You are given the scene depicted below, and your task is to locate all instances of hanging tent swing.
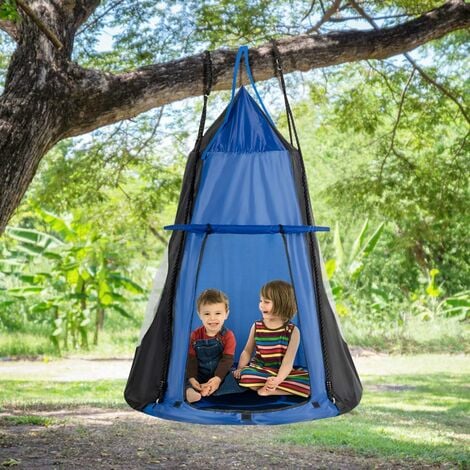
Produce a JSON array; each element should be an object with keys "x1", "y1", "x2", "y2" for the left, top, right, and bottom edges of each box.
[{"x1": 125, "y1": 45, "x2": 362, "y2": 425}]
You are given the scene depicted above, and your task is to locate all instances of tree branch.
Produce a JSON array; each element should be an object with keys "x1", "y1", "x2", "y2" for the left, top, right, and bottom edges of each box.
[
  {"x1": 351, "y1": 0, "x2": 469, "y2": 124},
  {"x1": 64, "y1": 0, "x2": 470, "y2": 139},
  {"x1": 379, "y1": 69, "x2": 416, "y2": 181},
  {"x1": 306, "y1": 0, "x2": 342, "y2": 34},
  {"x1": 302, "y1": 0, "x2": 317, "y2": 22},
  {"x1": 70, "y1": 0, "x2": 102, "y2": 31},
  {"x1": 16, "y1": 0, "x2": 63, "y2": 49},
  {"x1": 327, "y1": 13, "x2": 411, "y2": 23},
  {"x1": 404, "y1": 54, "x2": 469, "y2": 124},
  {"x1": 77, "y1": 0, "x2": 126, "y2": 35}
]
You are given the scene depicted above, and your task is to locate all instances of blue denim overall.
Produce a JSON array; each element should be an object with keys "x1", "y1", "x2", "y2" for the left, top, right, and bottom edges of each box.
[{"x1": 191, "y1": 327, "x2": 245, "y2": 396}]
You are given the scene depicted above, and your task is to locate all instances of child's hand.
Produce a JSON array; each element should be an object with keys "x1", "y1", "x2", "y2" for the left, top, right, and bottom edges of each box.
[
  {"x1": 188, "y1": 378, "x2": 202, "y2": 391},
  {"x1": 265, "y1": 376, "x2": 281, "y2": 391},
  {"x1": 200, "y1": 377, "x2": 222, "y2": 396},
  {"x1": 232, "y1": 368, "x2": 243, "y2": 379}
]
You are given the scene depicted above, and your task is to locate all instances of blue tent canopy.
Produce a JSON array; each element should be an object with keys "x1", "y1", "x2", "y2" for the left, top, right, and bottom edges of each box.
[{"x1": 125, "y1": 46, "x2": 362, "y2": 425}]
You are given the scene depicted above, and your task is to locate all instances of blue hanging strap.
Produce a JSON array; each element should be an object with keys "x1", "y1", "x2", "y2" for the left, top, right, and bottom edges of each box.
[
  {"x1": 230, "y1": 46, "x2": 246, "y2": 102},
  {"x1": 164, "y1": 224, "x2": 330, "y2": 234},
  {"x1": 202, "y1": 46, "x2": 275, "y2": 160},
  {"x1": 228, "y1": 46, "x2": 274, "y2": 126}
]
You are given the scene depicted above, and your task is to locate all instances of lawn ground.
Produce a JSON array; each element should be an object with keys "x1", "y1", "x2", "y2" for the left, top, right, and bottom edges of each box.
[{"x1": 0, "y1": 353, "x2": 468, "y2": 468}]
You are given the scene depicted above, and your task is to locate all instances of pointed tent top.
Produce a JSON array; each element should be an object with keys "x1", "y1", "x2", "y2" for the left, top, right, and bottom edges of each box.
[{"x1": 206, "y1": 87, "x2": 286, "y2": 153}]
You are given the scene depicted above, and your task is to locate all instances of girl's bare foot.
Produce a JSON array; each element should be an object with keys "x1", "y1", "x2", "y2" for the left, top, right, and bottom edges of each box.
[
  {"x1": 186, "y1": 387, "x2": 202, "y2": 403},
  {"x1": 257, "y1": 386, "x2": 271, "y2": 396}
]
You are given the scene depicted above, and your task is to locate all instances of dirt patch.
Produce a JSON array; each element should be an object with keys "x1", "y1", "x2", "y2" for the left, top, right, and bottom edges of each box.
[
  {"x1": 0, "y1": 358, "x2": 132, "y2": 381},
  {"x1": 0, "y1": 407, "x2": 455, "y2": 469}
]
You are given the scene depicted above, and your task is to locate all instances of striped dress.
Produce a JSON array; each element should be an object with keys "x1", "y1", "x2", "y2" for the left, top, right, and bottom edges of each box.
[{"x1": 239, "y1": 321, "x2": 310, "y2": 398}]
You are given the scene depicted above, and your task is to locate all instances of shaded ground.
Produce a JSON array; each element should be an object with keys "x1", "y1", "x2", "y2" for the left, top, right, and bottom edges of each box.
[
  {"x1": 0, "y1": 353, "x2": 465, "y2": 469},
  {"x1": 0, "y1": 407, "x2": 456, "y2": 469}
]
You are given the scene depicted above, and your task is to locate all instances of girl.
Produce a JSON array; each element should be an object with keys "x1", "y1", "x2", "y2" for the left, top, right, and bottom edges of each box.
[{"x1": 233, "y1": 280, "x2": 310, "y2": 398}]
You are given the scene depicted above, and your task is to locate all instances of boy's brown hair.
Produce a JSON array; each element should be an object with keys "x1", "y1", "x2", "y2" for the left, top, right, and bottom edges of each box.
[
  {"x1": 260, "y1": 280, "x2": 297, "y2": 322},
  {"x1": 197, "y1": 289, "x2": 229, "y2": 312}
]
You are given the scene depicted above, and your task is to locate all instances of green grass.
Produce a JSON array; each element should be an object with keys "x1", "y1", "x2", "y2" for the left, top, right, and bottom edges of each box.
[
  {"x1": 278, "y1": 360, "x2": 470, "y2": 465},
  {"x1": 0, "y1": 379, "x2": 127, "y2": 410},
  {"x1": 0, "y1": 330, "x2": 60, "y2": 357},
  {"x1": 0, "y1": 415, "x2": 57, "y2": 426},
  {"x1": 0, "y1": 318, "x2": 140, "y2": 358},
  {"x1": 342, "y1": 316, "x2": 469, "y2": 354}
]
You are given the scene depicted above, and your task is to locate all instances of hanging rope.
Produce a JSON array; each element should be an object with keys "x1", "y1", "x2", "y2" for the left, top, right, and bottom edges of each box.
[
  {"x1": 271, "y1": 40, "x2": 335, "y2": 402},
  {"x1": 194, "y1": 50, "x2": 213, "y2": 154}
]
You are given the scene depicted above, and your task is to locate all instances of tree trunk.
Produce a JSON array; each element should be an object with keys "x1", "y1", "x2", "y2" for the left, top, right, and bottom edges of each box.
[
  {"x1": 93, "y1": 307, "x2": 104, "y2": 346},
  {"x1": 0, "y1": 0, "x2": 469, "y2": 235}
]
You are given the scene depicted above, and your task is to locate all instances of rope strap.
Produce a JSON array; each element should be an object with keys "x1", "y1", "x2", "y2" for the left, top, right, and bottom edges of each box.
[{"x1": 194, "y1": 50, "x2": 213, "y2": 154}]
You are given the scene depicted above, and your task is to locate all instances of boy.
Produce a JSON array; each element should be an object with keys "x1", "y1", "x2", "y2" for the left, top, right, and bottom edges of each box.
[{"x1": 186, "y1": 288, "x2": 241, "y2": 403}]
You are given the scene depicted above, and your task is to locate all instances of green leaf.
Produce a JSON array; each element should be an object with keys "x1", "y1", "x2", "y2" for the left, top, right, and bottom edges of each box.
[
  {"x1": 333, "y1": 222, "x2": 344, "y2": 268},
  {"x1": 42, "y1": 252, "x2": 63, "y2": 260},
  {"x1": 349, "y1": 219, "x2": 369, "y2": 263},
  {"x1": 35, "y1": 209, "x2": 75, "y2": 239},
  {"x1": 348, "y1": 260, "x2": 364, "y2": 279},
  {"x1": 325, "y1": 259, "x2": 336, "y2": 280},
  {"x1": 444, "y1": 298, "x2": 470, "y2": 308},
  {"x1": 17, "y1": 274, "x2": 37, "y2": 284},
  {"x1": 100, "y1": 293, "x2": 114, "y2": 306},
  {"x1": 0, "y1": 0, "x2": 19, "y2": 22},
  {"x1": 109, "y1": 274, "x2": 145, "y2": 294},
  {"x1": 6, "y1": 227, "x2": 64, "y2": 247},
  {"x1": 109, "y1": 304, "x2": 134, "y2": 320},
  {"x1": 7, "y1": 287, "x2": 43, "y2": 294},
  {"x1": 426, "y1": 268, "x2": 441, "y2": 298},
  {"x1": 30, "y1": 302, "x2": 55, "y2": 313},
  {"x1": 61, "y1": 262, "x2": 80, "y2": 272},
  {"x1": 361, "y1": 222, "x2": 385, "y2": 258},
  {"x1": 14, "y1": 243, "x2": 46, "y2": 256},
  {"x1": 66, "y1": 269, "x2": 80, "y2": 286}
]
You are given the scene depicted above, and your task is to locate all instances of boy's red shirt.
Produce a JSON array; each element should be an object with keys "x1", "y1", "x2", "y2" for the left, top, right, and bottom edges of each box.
[{"x1": 188, "y1": 326, "x2": 236, "y2": 356}]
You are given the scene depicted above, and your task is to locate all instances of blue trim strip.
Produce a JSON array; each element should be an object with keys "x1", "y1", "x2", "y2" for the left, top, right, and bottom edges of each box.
[{"x1": 164, "y1": 224, "x2": 330, "y2": 234}]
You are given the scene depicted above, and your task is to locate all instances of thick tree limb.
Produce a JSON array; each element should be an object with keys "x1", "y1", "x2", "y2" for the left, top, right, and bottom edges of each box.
[{"x1": 65, "y1": 0, "x2": 470, "y2": 138}]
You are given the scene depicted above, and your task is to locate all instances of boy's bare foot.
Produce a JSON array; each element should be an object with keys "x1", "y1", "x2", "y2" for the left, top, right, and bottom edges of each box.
[{"x1": 186, "y1": 388, "x2": 202, "y2": 403}]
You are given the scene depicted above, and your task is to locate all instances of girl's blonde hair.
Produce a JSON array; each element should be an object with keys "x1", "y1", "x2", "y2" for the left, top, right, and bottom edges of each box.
[{"x1": 260, "y1": 280, "x2": 297, "y2": 322}]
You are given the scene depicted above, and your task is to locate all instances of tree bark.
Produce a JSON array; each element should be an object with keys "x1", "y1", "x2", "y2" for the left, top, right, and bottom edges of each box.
[{"x1": 0, "y1": 0, "x2": 469, "y2": 235}]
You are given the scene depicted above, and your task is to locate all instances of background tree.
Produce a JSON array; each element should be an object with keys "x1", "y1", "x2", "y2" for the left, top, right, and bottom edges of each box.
[{"x1": 0, "y1": 0, "x2": 469, "y2": 234}]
